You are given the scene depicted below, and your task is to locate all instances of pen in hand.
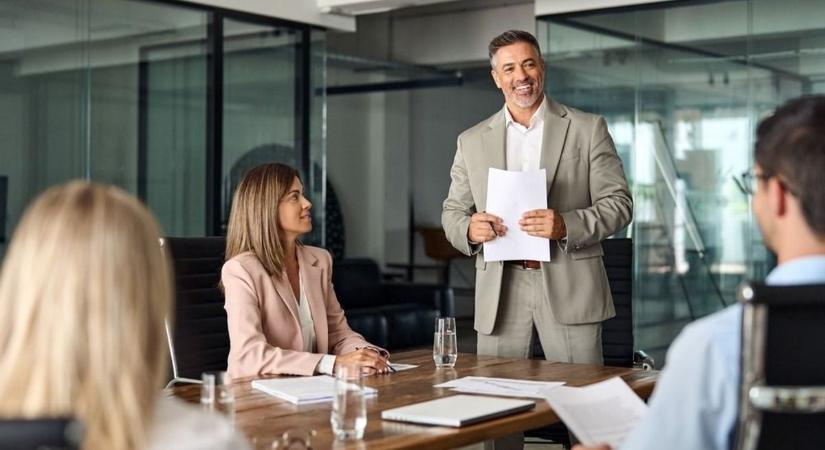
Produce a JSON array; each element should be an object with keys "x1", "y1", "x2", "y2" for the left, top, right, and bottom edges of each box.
[
  {"x1": 481, "y1": 210, "x2": 499, "y2": 239},
  {"x1": 356, "y1": 346, "x2": 395, "y2": 373}
]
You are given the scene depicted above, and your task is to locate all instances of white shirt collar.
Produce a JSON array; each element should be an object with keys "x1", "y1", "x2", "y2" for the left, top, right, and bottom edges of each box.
[{"x1": 504, "y1": 95, "x2": 547, "y2": 130}]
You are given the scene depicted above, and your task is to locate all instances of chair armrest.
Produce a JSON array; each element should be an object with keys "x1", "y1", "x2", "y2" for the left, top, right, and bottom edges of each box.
[
  {"x1": 380, "y1": 282, "x2": 455, "y2": 317},
  {"x1": 749, "y1": 385, "x2": 825, "y2": 413},
  {"x1": 633, "y1": 350, "x2": 655, "y2": 370}
]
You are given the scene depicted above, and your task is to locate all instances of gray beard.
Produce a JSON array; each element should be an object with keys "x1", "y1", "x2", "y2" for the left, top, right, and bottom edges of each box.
[{"x1": 512, "y1": 90, "x2": 541, "y2": 109}]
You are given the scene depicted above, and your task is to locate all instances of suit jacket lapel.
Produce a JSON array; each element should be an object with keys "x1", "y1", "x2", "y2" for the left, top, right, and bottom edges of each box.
[
  {"x1": 297, "y1": 246, "x2": 329, "y2": 354},
  {"x1": 270, "y1": 269, "x2": 302, "y2": 344},
  {"x1": 540, "y1": 98, "x2": 570, "y2": 191},
  {"x1": 479, "y1": 110, "x2": 507, "y2": 212}
]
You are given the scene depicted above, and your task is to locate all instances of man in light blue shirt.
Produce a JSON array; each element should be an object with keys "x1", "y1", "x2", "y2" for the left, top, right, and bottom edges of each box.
[{"x1": 576, "y1": 95, "x2": 825, "y2": 450}]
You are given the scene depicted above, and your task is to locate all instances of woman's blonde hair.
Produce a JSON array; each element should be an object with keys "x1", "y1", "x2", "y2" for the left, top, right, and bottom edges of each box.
[
  {"x1": 0, "y1": 181, "x2": 173, "y2": 450},
  {"x1": 224, "y1": 163, "x2": 301, "y2": 277}
]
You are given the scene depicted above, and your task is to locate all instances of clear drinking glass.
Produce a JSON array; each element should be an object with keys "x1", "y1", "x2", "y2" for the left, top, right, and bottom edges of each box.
[
  {"x1": 433, "y1": 316, "x2": 458, "y2": 368},
  {"x1": 201, "y1": 371, "x2": 236, "y2": 425},
  {"x1": 330, "y1": 365, "x2": 367, "y2": 440}
]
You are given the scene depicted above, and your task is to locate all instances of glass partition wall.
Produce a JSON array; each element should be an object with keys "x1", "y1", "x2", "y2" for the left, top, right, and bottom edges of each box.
[
  {"x1": 538, "y1": 0, "x2": 825, "y2": 363},
  {"x1": 0, "y1": 0, "x2": 326, "y2": 256}
]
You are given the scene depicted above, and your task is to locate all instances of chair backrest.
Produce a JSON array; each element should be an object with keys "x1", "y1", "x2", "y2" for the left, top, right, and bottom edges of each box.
[
  {"x1": 0, "y1": 418, "x2": 82, "y2": 450},
  {"x1": 163, "y1": 237, "x2": 229, "y2": 380},
  {"x1": 531, "y1": 238, "x2": 634, "y2": 366},
  {"x1": 736, "y1": 282, "x2": 825, "y2": 450},
  {"x1": 331, "y1": 258, "x2": 382, "y2": 309},
  {"x1": 601, "y1": 238, "x2": 634, "y2": 367}
]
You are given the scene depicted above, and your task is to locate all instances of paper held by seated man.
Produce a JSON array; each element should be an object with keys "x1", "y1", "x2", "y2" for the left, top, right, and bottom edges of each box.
[{"x1": 483, "y1": 168, "x2": 550, "y2": 262}]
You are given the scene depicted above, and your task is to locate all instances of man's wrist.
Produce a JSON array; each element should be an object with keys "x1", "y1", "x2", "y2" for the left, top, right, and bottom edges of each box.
[{"x1": 557, "y1": 213, "x2": 567, "y2": 239}]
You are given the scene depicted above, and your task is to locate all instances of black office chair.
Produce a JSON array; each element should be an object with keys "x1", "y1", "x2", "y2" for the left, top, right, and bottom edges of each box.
[
  {"x1": 527, "y1": 238, "x2": 652, "y2": 447},
  {"x1": 161, "y1": 237, "x2": 229, "y2": 386},
  {"x1": 602, "y1": 238, "x2": 654, "y2": 369},
  {"x1": 530, "y1": 238, "x2": 652, "y2": 367},
  {"x1": 0, "y1": 418, "x2": 82, "y2": 450},
  {"x1": 332, "y1": 258, "x2": 455, "y2": 350},
  {"x1": 735, "y1": 282, "x2": 825, "y2": 450}
]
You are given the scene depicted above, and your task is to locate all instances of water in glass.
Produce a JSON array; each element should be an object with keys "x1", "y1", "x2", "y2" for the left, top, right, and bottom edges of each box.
[
  {"x1": 201, "y1": 371, "x2": 236, "y2": 425},
  {"x1": 433, "y1": 317, "x2": 458, "y2": 368},
  {"x1": 330, "y1": 366, "x2": 367, "y2": 440}
]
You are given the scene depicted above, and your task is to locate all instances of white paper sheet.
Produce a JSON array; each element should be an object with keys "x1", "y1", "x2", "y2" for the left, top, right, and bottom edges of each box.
[
  {"x1": 541, "y1": 377, "x2": 648, "y2": 447},
  {"x1": 483, "y1": 168, "x2": 550, "y2": 262},
  {"x1": 434, "y1": 376, "x2": 564, "y2": 398},
  {"x1": 389, "y1": 363, "x2": 418, "y2": 372}
]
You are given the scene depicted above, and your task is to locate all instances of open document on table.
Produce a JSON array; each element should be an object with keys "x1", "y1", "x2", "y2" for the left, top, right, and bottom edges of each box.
[
  {"x1": 435, "y1": 376, "x2": 564, "y2": 398},
  {"x1": 484, "y1": 168, "x2": 550, "y2": 262},
  {"x1": 541, "y1": 377, "x2": 648, "y2": 448}
]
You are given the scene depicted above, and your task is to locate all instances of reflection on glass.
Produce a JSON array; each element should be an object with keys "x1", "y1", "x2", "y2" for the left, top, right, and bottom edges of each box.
[
  {"x1": 0, "y1": 1, "x2": 325, "y2": 256},
  {"x1": 0, "y1": 0, "x2": 211, "y2": 254},
  {"x1": 140, "y1": 7, "x2": 209, "y2": 236},
  {"x1": 221, "y1": 19, "x2": 298, "y2": 232},
  {"x1": 537, "y1": 0, "x2": 825, "y2": 363}
]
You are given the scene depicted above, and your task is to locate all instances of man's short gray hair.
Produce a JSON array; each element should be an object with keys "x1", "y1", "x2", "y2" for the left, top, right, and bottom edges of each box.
[{"x1": 488, "y1": 30, "x2": 543, "y2": 68}]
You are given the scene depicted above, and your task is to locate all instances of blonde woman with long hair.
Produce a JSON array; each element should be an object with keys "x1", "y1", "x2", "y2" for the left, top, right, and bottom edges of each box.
[
  {"x1": 0, "y1": 181, "x2": 249, "y2": 450},
  {"x1": 222, "y1": 163, "x2": 390, "y2": 378}
]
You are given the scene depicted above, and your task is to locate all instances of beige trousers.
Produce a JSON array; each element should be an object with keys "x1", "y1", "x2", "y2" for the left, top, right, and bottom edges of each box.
[
  {"x1": 477, "y1": 265, "x2": 603, "y2": 364},
  {"x1": 477, "y1": 265, "x2": 603, "y2": 450}
]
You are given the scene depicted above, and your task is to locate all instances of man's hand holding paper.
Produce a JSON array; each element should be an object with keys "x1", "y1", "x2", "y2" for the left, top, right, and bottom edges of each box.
[
  {"x1": 483, "y1": 168, "x2": 551, "y2": 262},
  {"x1": 520, "y1": 208, "x2": 566, "y2": 240},
  {"x1": 467, "y1": 212, "x2": 507, "y2": 244}
]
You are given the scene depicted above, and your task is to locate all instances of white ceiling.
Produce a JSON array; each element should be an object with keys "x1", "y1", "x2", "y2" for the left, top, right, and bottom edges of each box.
[{"x1": 316, "y1": 0, "x2": 459, "y2": 15}]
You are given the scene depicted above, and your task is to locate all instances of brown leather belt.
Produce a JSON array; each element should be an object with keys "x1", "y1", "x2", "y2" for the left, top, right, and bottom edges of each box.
[{"x1": 507, "y1": 260, "x2": 541, "y2": 270}]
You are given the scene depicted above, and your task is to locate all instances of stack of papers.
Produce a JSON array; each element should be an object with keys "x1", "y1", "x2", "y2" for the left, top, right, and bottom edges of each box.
[
  {"x1": 541, "y1": 377, "x2": 648, "y2": 447},
  {"x1": 434, "y1": 376, "x2": 564, "y2": 398},
  {"x1": 252, "y1": 375, "x2": 377, "y2": 405},
  {"x1": 484, "y1": 168, "x2": 551, "y2": 262}
]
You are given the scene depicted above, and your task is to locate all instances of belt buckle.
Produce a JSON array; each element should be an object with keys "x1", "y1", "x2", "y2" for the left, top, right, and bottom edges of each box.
[{"x1": 521, "y1": 260, "x2": 541, "y2": 270}]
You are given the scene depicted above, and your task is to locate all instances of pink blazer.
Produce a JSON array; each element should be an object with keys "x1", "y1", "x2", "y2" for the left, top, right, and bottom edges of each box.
[{"x1": 222, "y1": 245, "x2": 378, "y2": 378}]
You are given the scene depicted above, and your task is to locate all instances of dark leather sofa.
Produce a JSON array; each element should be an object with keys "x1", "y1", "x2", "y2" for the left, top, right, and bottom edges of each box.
[{"x1": 332, "y1": 258, "x2": 455, "y2": 351}]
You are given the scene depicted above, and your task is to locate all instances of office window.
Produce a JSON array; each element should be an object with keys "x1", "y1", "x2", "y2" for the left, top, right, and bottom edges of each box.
[
  {"x1": 537, "y1": 0, "x2": 825, "y2": 363},
  {"x1": 0, "y1": 0, "x2": 326, "y2": 256}
]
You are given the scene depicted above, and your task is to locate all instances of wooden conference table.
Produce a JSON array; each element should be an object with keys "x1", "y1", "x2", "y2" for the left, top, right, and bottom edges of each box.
[{"x1": 171, "y1": 350, "x2": 658, "y2": 449}]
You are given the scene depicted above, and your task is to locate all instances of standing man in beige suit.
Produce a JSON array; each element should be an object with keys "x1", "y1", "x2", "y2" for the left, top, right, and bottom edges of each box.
[{"x1": 442, "y1": 30, "x2": 632, "y2": 365}]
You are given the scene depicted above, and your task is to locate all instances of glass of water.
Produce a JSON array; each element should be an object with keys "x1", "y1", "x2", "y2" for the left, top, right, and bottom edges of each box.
[
  {"x1": 433, "y1": 316, "x2": 458, "y2": 368},
  {"x1": 330, "y1": 365, "x2": 367, "y2": 440},
  {"x1": 201, "y1": 371, "x2": 235, "y2": 425}
]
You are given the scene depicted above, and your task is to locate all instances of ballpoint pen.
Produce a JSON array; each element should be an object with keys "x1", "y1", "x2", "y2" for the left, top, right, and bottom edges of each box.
[
  {"x1": 481, "y1": 211, "x2": 498, "y2": 238},
  {"x1": 358, "y1": 346, "x2": 395, "y2": 372}
]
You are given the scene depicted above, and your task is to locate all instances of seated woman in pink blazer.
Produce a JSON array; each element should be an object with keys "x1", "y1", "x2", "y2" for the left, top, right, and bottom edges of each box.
[{"x1": 222, "y1": 163, "x2": 390, "y2": 378}]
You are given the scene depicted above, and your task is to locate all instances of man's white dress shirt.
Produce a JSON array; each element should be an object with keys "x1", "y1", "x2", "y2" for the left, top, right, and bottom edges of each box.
[{"x1": 504, "y1": 96, "x2": 547, "y2": 171}]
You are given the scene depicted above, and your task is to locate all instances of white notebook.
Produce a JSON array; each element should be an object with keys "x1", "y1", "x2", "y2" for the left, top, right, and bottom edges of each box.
[
  {"x1": 252, "y1": 375, "x2": 377, "y2": 405},
  {"x1": 381, "y1": 395, "x2": 535, "y2": 427}
]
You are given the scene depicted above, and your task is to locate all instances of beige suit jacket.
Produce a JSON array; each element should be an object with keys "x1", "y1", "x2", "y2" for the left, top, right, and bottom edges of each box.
[
  {"x1": 222, "y1": 245, "x2": 375, "y2": 378},
  {"x1": 442, "y1": 97, "x2": 632, "y2": 332}
]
